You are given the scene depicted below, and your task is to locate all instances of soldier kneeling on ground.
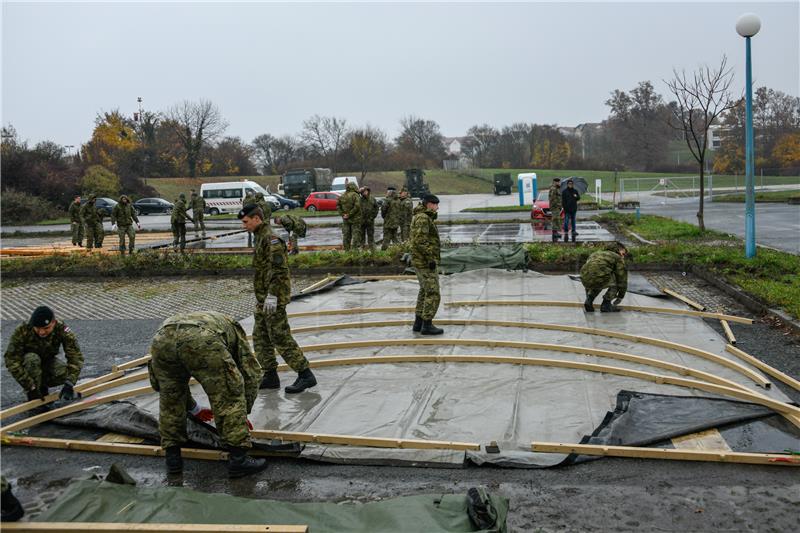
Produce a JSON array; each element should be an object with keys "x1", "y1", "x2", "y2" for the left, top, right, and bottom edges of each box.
[
  {"x1": 580, "y1": 242, "x2": 629, "y2": 313},
  {"x1": 3, "y1": 306, "x2": 83, "y2": 407},
  {"x1": 147, "y1": 311, "x2": 268, "y2": 478}
]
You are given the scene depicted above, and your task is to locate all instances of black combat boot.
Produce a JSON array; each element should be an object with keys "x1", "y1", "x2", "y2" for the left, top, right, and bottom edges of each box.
[
  {"x1": 420, "y1": 320, "x2": 444, "y2": 335},
  {"x1": 259, "y1": 369, "x2": 280, "y2": 389},
  {"x1": 284, "y1": 368, "x2": 317, "y2": 394},
  {"x1": 1, "y1": 480, "x2": 25, "y2": 522},
  {"x1": 165, "y1": 446, "x2": 183, "y2": 474},
  {"x1": 412, "y1": 315, "x2": 423, "y2": 332},
  {"x1": 600, "y1": 300, "x2": 621, "y2": 312},
  {"x1": 551, "y1": 230, "x2": 560, "y2": 242},
  {"x1": 228, "y1": 447, "x2": 268, "y2": 479},
  {"x1": 584, "y1": 296, "x2": 595, "y2": 312},
  {"x1": 563, "y1": 232, "x2": 569, "y2": 242},
  {"x1": 571, "y1": 233, "x2": 576, "y2": 243}
]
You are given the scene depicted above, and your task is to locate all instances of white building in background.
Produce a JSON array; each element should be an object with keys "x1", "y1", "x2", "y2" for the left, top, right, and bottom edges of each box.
[{"x1": 442, "y1": 136, "x2": 469, "y2": 156}]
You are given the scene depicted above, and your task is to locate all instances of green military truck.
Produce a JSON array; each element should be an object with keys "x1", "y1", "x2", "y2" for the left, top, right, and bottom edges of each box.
[
  {"x1": 404, "y1": 168, "x2": 430, "y2": 199},
  {"x1": 493, "y1": 173, "x2": 512, "y2": 195},
  {"x1": 280, "y1": 168, "x2": 333, "y2": 204}
]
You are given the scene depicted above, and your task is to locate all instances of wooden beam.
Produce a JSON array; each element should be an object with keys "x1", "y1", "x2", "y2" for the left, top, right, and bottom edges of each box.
[
  {"x1": 661, "y1": 288, "x2": 707, "y2": 311},
  {"x1": 287, "y1": 306, "x2": 416, "y2": 319},
  {"x1": 250, "y1": 430, "x2": 479, "y2": 451},
  {"x1": 721, "y1": 320, "x2": 737, "y2": 345},
  {"x1": 726, "y1": 344, "x2": 800, "y2": 393},
  {"x1": 113, "y1": 355, "x2": 152, "y2": 372},
  {"x1": 351, "y1": 275, "x2": 417, "y2": 281},
  {"x1": 299, "y1": 275, "x2": 336, "y2": 294},
  {"x1": 289, "y1": 319, "x2": 772, "y2": 389},
  {"x1": 1, "y1": 435, "x2": 226, "y2": 460},
  {"x1": 531, "y1": 441, "x2": 799, "y2": 466},
  {"x1": 0, "y1": 522, "x2": 308, "y2": 532},
  {"x1": 445, "y1": 300, "x2": 753, "y2": 324}
]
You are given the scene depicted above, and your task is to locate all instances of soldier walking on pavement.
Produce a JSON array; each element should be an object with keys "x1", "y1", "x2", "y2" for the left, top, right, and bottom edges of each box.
[
  {"x1": 380, "y1": 186, "x2": 401, "y2": 250},
  {"x1": 549, "y1": 178, "x2": 563, "y2": 242},
  {"x1": 337, "y1": 181, "x2": 363, "y2": 251},
  {"x1": 274, "y1": 214, "x2": 306, "y2": 255},
  {"x1": 68, "y1": 195, "x2": 83, "y2": 247},
  {"x1": 80, "y1": 194, "x2": 101, "y2": 249},
  {"x1": 360, "y1": 186, "x2": 379, "y2": 250},
  {"x1": 399, "y1": 186, "x2": 414, "y2": 242},
  {"x1": 3, "y1": 306, "x2": 83, "y2": 405},
  {"x1": 580, "y1": 242, "x2": 629, "y2": 312},
  {"x1": 190, "y1": 190, "x2": 206, "y2": 237},
  {"x1": 147, "y1": 311, "x2": 267, "y2": 478},
  {"x1": 411, "y1": 194, "x2": 444, "y2": 335},
  {"x1": 171, "y1": 193, "x2": 191, "y2": 251},
  {"x1": 239, "y1": 204, "x2": 318, "y2": 393},
  {"x1": 111, "y1": 195, "x2": 141, "y2": 254}
]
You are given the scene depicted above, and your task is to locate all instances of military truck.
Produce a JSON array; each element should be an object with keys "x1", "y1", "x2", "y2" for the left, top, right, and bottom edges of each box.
[
  {"x1": 280, "y1": 168, "x2": 333, "y2": 203},
  {"x1": 493, "y1": 173, "x2": 512, "y2": 195},
  {"x1": 404, "y1": 168, "x2": 430, "y2": 199}
]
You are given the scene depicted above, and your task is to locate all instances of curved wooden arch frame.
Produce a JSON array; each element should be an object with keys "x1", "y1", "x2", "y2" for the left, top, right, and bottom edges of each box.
[{"x1": 285, "y1": 319, "x2": 771, "y2": 389}]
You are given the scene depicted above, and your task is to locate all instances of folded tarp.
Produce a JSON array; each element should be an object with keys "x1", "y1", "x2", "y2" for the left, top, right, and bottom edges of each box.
[
  {"x1": 406, "y1": 244, "x2": 529, "y2": 275},
  {"x1": 35, "y1": 478, "x2": 509, "y2": 533}
]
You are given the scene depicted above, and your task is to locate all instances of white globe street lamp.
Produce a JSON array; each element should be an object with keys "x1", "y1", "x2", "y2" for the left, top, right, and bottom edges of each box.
[{"x1": 736, "y1": 13, "x2": 760, "y2": 258}]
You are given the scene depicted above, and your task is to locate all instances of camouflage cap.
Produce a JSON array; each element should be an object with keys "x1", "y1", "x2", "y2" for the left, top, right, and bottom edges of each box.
[
  {"x1": 400, "y1": 186, "x2": 408, "y2": 193},
  {"x1": 30, "y1": 306, "x2": 54, "y2": 328}
]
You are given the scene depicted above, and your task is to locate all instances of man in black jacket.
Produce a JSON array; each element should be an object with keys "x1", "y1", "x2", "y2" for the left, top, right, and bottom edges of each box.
[{"x1": 561, "y1": 179, "x2": 580, "y2": 242}]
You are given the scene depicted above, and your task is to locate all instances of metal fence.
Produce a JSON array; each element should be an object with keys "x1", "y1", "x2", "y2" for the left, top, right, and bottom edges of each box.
[{"x1": 619, "y1": 173, "x2": 800, "y2": 203}]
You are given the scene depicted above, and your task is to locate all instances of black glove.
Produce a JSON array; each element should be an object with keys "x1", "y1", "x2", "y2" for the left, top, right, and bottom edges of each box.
[
  {"x1": 59, "y1": 381, "x2": 77, "y2": 402},
  {"x1": 429, "y1": 261, "x2": 437, "y2": 270}
]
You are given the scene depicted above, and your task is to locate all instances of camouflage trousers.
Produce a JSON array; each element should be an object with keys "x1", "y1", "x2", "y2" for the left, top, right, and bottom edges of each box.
[
  {"x1": 400, "y1": 223, "x2": 411, "y2": 242},
  {"x1": 362, "y1": 221, "x2": 375, "y2": 249},
  {"x1": 584, "y1": 282, "x2": 624, "y2": 303},
  {"x1": 117, "y1": 225, "x2": 136, "y2": 252},
  {"x1": 83, "y1": 223, "x2": 101, "y2": 249},
  {"x1": 20, "y1": 353, "x2": 68, "y2": 391},
  {"x1": 149, "y1": 324, "x2": 251, "y2": 449},
  {"x1": 71, "y1": 221, "x2": 83, "y2": 246},
  {"x1": 288, "y1": 232, "x2": 299, "y2": 254},
  {"x1": 341, "y1": 220, "x2": 363, "y2": 251},
  {"x1": 381, "y1": 227, "x2": 399, "y2": 250},
  {"x1": 172, "y1": 222, "x2": 186, "y2": 250},
  {"x1": 414, "y1": 268, "x2": 441, "y2": 320},
  {"x1": 551, "y1": 211, "x2": 562, "y2": 233},
  {"x1": 193, "y1": 213, "x2": 206, "y2": 234},
  {"x1": 253, "y1": 305, "x2": 309, "y2": 374}
]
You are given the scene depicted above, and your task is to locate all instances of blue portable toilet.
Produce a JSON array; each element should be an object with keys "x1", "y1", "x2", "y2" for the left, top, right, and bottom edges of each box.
[{"x1": 517, "y1": 173, "x2": 537, "y2": 206}]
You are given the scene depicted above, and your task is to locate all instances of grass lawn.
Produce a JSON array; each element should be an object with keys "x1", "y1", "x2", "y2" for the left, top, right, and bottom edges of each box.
[{"x1": 713, "y1": 189, "x2": 800, "y2": 203}]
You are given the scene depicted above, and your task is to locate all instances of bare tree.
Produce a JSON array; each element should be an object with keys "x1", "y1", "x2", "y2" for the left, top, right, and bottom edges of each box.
[
  {"x1": 252, "y1": 133, "x2": 302, "y2": 175},
  {"x1": 164, "y1": 99, "x2": 228, "y2": 177},
  {"x1": 300, "y1": 115, "x2": 348, "y2": 174},
  {"x1": 665, "y1": 56, "x2": 737, "y2": 230},
  {"x1": 396, "y1": 115, "x2": 446, "y2": 163},
  {"x1": 349, "y1": 125, "x2": 387, "y2": 179}
]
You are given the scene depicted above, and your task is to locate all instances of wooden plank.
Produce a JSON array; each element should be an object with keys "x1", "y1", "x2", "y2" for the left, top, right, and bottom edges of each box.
[
  {"x1": 0, "y1": 522, "x2": 308, "y2": 532},
  {"x1": 672, "y1": 429, "x2": 732, "y2": 451},
  {"x1": 721, "y1": 320, "x2": 737, "y2": 345},
  {"x1": 299, "y1": 275, "x2": 335, "y2": 294},
  {"x1": 661, "y1": 288, "x2": 707, "y2": 311},
  {"x1": 531, "y1": 441, "x2": 799, "y2": 466},
  {"x1": 250, "y1": 430, "x2": 479, "y2": 451},
  {"x1": 289, "y1": 319, "x2": 772, "y2": 389},
  {"x1": 1, "y1": 435, "x2": 226, "y2": 460},
  {"x1": 113, "y1": 355, "x2": 152, "y2": 372},
  {"x1": 96, "y1": 432, "x2": 146, "y2": 444},
  {"x1": 351, "y1": 275, "x2": 417, "y2": 281},
  {"x1": 726, "y1": 344, "x2": 800, "y2": 393}
]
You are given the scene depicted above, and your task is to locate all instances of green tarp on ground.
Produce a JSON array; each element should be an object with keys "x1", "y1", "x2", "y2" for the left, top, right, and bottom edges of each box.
[
  {"x1": 407, "y1": 244, "x2": 529, "y2": 275},
  {"x1": 36, "y1": 479, "x2": 509, "y2": 533}
]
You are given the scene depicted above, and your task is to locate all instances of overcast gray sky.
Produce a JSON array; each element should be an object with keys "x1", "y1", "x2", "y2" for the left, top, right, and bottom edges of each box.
[{"x1": 2, "y1": 1, "x2": 798, "y2": 147}]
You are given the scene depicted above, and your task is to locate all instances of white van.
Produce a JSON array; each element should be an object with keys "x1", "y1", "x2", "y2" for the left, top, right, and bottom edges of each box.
[
  {"x1": 200, "y1": 180, "x2": 278, "y2": 215},
  {"x1": 331, "y1": 176, "x2": 359, "y2": 193}
]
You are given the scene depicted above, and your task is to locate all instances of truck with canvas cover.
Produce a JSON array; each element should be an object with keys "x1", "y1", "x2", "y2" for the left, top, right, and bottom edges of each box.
[
  {"x1": 281, "y1": 168, "x2": 333, "y2": 203},
  {"x1": 404, "y1": 168, "x2": 430, "y2": 199},
  {"x1": 493, "y1": 173, "x2": 512, "y2": 195}
]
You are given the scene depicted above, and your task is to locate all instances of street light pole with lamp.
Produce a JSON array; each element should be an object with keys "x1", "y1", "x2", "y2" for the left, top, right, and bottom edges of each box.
[{"x1": 736, "y1": 13, "x2": 760, "y2": 259}]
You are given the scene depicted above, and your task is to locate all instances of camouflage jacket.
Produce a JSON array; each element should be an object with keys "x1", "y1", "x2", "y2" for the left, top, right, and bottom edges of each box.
[
  {"x1": 80, "y1": 202, "x2": 101, "y2": 225},
  {"x1": 549, "y1": 184, "x2": 563, "y2": 210},
  {"x1": 253, "y1": 222, "x2": 291, "y2": 305},
  {"x1": 4, "y1": 320, "x2": 83, "y2": 390},
  {"x1": 336, "y1": 183, "x2": 362, "y2": 223},
  {"x1": 190, "y1": 195, "x2": 206, "y2": 212},
  {"x1": 580, "y1": 250, "x2": 628, "y2": 296},
  {"x1": 111, "y1": 200, "x2": 139, "y2": 226},
  {"x1": 171, "y1": 199, "x2": 191, "y2": 223},
  {"x1": 410, "y1": 204, "x2": 441, "y2": 268},
  {"x1": 243, "y1": 194, "x2": 257, "y2": 208},
  {"x1": 255, "y1": 193, "x2": 272, "y2": 219},
  {"x1": 152, "y1": 312, "x2": 262, "y2": 413},
  {"x1": 360, "y1": 195, "x2": 379, "y2": 222},
  {"x1": 380, "y1": 193, "x2": 402, "y2": 229},
  {"x1": 68, "y1": 202, "x2": 82, "y2": 223},
  {"x1": 279, "y1": 214, "x2": 306, "y2": 237},
  {"x1": 400, "y1": 197, "x2": 414, "y2": 225}
]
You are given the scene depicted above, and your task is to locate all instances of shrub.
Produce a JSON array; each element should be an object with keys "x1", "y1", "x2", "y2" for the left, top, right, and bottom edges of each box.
[
  {"x1": 81, "y1": 165, "x2": 120, "y2": 197},
  {"x1": 0, "y1": 188, "x2": 65, "y2": 224}
]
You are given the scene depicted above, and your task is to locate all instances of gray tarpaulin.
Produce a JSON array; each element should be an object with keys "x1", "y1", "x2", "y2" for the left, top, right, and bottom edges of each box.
[{"x1": 54, "y1": 270, "x2": 797, "y2": 467}]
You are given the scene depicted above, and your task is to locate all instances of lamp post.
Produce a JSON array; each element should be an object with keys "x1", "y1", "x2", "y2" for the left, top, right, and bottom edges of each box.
[{"x1": 736, "y1": 13, "x2": 760, "y2": 258}]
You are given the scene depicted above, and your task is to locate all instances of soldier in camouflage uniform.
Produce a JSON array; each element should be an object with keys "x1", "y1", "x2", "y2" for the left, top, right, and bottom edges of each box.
[
  {"x1": 580, "y1": 243, "x2": 629, "y2": 312},
  {"x1": 549, "y1": 178, "x2": 563, "y2": 242},
  {"x1": 274, "y1": 214, "x2": 306, "y2": 255},
  {"x1": 111, "y1": 195, "x2": 141, "y2": 254},
  {"x1": 147, "y1": 311, "x2": 267, "y2": 478},
  {"x1": 80, "y1": 194, "x2": 102, "y2": 249},
  {"x1": 410, "y1": 194, "x2": 444, "y2": 335},
  {"x1": 399, "y1": 187, "x2": 414, "y2": 242},
  {"x1": 239, "y1": 204, "x2": 317, "y2": 394},
  {"x1": 380, "y1": 187, "x2": 401, "y2": 250},
  {"x1": 255, "y1": 192, "x2": 272, "y2": 222},
  {"x1": 68, "y1": 195, "x2": 83, "y2": 247},
  {"x1": 171, "y1": 193, "x2": 191, "y2": 251},
  {"x1": 243, "y1": 191, "x2": 257, "y2": 247},
  {"x1": 336, "y1": 181, "x2": 363, "y2": 251},
  {"x1": 360, "y1": 187, "x2": 379, "y2": 250},
  {"x1": 190, "y1": 190, "x2": 206, "y2": 236},
  {"x1": 3, "y1": 306, "x2": 83, "y2": 403}
]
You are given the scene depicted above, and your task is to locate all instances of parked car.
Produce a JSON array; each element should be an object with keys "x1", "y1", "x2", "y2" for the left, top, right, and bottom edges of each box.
[
  {"x1": 133, "y1": 197, "x2": 173, "y2": 216},
  {"x1": 271, "y1": 192, "x2": 301, "y2": 210},
  {"x1": 530, "y1": 191, "x2": 564, "y2": 221},
  {"x1": 304, "y1": 191, "x2": 341, "y2": 212},
  {"x1": 201, "y1": 180, "x2": 279, "y2": 215},
  {"x1": 80, "y1": 197, "x2": 117, "y2": 217}
]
